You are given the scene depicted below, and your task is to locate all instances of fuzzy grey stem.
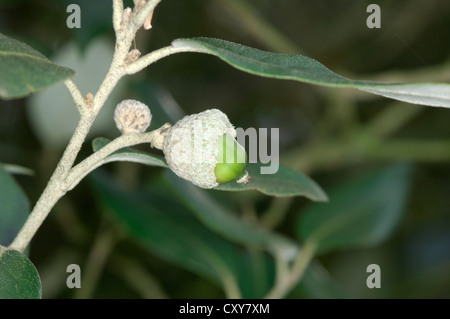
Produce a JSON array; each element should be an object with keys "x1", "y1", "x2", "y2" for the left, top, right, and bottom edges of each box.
[
  {"x1": 66, "y1": 125, "x2": 168, "y2": 190},
  {"x1": 132, "y1": 0, "x2": 161, "y2": 32},
  {"x1": 9, "y1": 177, "x2": 66, "y2": 252},
  {"x1": 64, "y1": 79, "x2": 86, "y2": 114},
  {"x1": 264, "y1": 241, "x2": 316, "y2": 299},
  {"x1": 113, "y1": 0, "x2": 124, "y2": 33},
  {"x1": 125, "y1": 44, "x2": 210, "y2": 75},
  {"x1": 8, "y1": 115, "x2": 95, "y2": 252},
  {"x1": 56, "y1": 115, "x2": 96, "y2": 180},
  {"x1": 8, "y1": 1, "x2": 166, "y2": 252}
]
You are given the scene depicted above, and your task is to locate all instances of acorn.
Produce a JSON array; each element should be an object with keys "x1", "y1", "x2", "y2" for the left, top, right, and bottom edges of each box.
[
  {"x1": 161, "y1": 109, "x2": 249, "y2": 189},
  {"x1": 215, "y1": 133, "x2": 247, "y2": 183}
]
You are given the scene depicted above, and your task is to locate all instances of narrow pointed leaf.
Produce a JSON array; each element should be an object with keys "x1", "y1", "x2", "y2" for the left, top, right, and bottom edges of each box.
[
  {"x1": 172, "y1": 38, "x2": 450, "y2": 108},
  {"x1": 89, "y1": 172, "x2": 240, "y2": 293},
  {"x1": 92, "y1": 137, "x2": 168, "y2": 168},
  {"x1": 89, "y1": 171, "x2": 340, "y2": 298},
  {"x1": 166, "y1": 171, "x2": 299, "y2": 254},
  {"x1": 92, "y1": 138, "x2": 327, "y2": 201},
  {"x1": 215, "y1": 163, "x2": 328, "y2": 202}
]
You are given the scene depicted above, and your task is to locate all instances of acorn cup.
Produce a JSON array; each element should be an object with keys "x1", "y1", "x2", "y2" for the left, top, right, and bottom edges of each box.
[{"x1": 161, "y1": 109, "x2": 249, "y2": 189}]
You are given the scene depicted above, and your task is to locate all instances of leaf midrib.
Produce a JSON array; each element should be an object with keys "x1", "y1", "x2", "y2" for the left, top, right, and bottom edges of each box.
[
  {"x1": 177, "y1": 38, "x2": 450, "y2": 104},
  {"x1": 0, "y1": 50, "x2": 52, "y2": 64},
  {"x1": 177, "y1": 38, "x2": 366, "y2": 87}
]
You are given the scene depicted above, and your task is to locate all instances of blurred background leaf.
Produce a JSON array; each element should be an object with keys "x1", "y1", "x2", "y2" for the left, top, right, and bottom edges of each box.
[
  {"x1": 0, "y1": 164, "x2": 29, "y2": 247},
  {"x1": 0, "y1": 33, "x2": 74, "y2": 99},
  {"x1": 27, "y1": 37, "x2": 126, "y2": 149},
  {"x1": 294, "y1": 260, "x2": 350, "y2": 299},
  {"x1": 88, "y1": 169, "x2": 351, "y2": 298},
  {"x1": 0, "y1": 248, "x2": 41, "y2": 299},
  {"x1": 89, "y1": 169, "x2": 268, "y2": 298},
  {"x1": 166, "y1": 171, "x2": 298, "y2": 253},
  {"x1": 297, "y1": 164, "x2": 412, "y2": 254}
]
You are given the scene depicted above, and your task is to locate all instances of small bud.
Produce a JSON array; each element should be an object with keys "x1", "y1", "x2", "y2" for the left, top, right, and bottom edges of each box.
[
  {"x1": 121, "y1": 7, "x2": 132, "y2": 28},
  {"x1": 124, "y1": 49, "x2": 141, "y2": 65},
  {"x1": 114, "y1": 99, "x2": 152, "y2": 134},
  {"x1": 85, "y1": 93, "x2": 94, "y2": 105},
  {"x1": 134, "y1": 0, "x2": 146, "y2": 12},
  {"x1": 162, "y1": 109, "x2": 248, "y2": 189}
]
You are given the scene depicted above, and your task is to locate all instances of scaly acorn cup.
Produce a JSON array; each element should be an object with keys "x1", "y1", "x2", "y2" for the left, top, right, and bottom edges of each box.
[{"x1": 161, "y1": 109, "x2": 249, "y2": 189}]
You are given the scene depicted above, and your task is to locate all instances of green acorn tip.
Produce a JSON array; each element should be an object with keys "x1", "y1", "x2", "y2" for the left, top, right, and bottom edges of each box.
[{"x1": 214, "y1": 133, "x2": 247, "y2": 184}]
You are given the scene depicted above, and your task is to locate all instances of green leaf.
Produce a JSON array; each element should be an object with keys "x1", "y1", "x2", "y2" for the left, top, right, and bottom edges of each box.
[
  {"x1": 92, "y1": 138, "x2": 326, "y2": 201},
  {"x1": 165, "y1": 171, "x2": 349, "y2": 298},
  {"x1": 297, "y1": 164, "x2": 412, "y2": 254},
  {"x1": 89, "y1": 171, "x2": 240, "y2": 292},
  {"x1": 0, "y1": 33, "x2": 74, "y2": 99},
  {"x1": 0, "y1": 247, "x2": 41, "y2": 299},
  {"x1": 295, "y1": 261, "x2": 350, "y2": 299},
  {"x1": 90, "y1": 170, "x2": 340, "y2": 298},
  {"x1": 234, "y1": 250, "x2": 275, "y2": 299},
  {"x1": 0, "y1": 164, "x2": 29, "y2": 247},
  {"x1": 215, "y1": 163, "x2": 328, "y2": 202},
  {"x1": 166, "y1": 172, "x2": 348, "y2": 298},
  {"x1": 166, "y1": 171, "x2": 298, "y2": 254},
  {"x1": 172, "y1": 38, "x2": 450, "y2": 108},
  {"x1": 92, "y1": 137, "x2": 168, "y2": 168}
]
